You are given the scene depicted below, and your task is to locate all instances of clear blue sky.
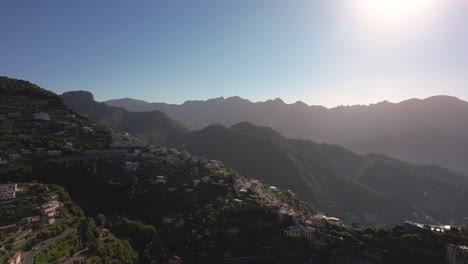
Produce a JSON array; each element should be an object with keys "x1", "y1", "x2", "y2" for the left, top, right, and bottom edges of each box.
[{"x1": 1, "y1": 0, "x2": 466, "y2": 107}]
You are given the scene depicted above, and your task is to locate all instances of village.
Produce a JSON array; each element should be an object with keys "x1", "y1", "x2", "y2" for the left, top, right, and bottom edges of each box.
[
  {"x1": 0, "y1": 183, "x2": 64, "y2": 264},
  {"x1": 1, "y1": 110, "x2": 468, "y2": 263}
]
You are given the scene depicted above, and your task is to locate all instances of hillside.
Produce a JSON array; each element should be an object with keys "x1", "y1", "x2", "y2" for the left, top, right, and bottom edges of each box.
[
  {"x1": 68, "y1": 90, "x2": 468, "y2": 226},
  {"x1": 62, "y1": 91, "x2": 187, "y2": 145},
  {"x1": 0, "y1": 77, "x2": 321, "y2": 263},
  {"x1": 106, "y1": 95, "x2": 468, "y2": 175},
  {"x1": 3, "y1": 76, "x2": 468, "y2": 263}
]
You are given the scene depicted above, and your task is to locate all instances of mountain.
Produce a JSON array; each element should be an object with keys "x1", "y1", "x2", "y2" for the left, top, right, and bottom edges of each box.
[
  {"x1": 68, "y1": 90, "x2": 468, "y2": 225},
  {"x1": 106, "y1": 95, "x2": 468, "y2": 175},
  {"x1": 3, "y1": 76, "x2": 468, "y2": 263},
  {"x1": 62, "y1": 91, "x2": 187, "y2": 145},
  {"x1": 1, "y1": 77, "x2": 322, "y2": 263}
]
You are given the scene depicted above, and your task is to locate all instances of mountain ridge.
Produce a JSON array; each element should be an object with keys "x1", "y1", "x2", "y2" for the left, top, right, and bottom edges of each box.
[
  {"x1": 105, "y1": 94, "x2": 468, "y2": 175},
  {"x1": 65, "y1": 89, "x2": 468, "y2": 225}
]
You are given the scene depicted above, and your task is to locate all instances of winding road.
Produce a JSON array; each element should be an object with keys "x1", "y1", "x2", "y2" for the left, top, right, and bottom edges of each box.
[{"x1": 23, "y1": 227, "x2": 75, "y2": 264}]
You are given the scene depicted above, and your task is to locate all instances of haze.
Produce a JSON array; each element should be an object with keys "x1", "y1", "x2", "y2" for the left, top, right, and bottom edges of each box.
[{"x1": 0, "y1": 0, "x2": 467, "y2": 107}]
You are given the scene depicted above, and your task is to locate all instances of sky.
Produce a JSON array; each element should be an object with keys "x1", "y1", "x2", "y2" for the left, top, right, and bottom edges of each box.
[{"x1": 0, "y1": 0, "x2": 467, "y2": 107}]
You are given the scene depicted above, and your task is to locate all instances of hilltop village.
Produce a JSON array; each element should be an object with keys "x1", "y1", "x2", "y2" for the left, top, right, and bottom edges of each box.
[{"x1": 1, "y1": 80, "x2": 468, "y2": 264}]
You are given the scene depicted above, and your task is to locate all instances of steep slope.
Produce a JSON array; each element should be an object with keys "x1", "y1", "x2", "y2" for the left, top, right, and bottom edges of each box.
[
  {"x1": 62, "y1": 91, "x2": 187, "y2": 144},
  {"x1": 69, "y1": 90, "x2": 468, "y2": 225},
  {"x1": 2, "y1": 77, "x2": 328, "y2": 263},
  {"x1": 106, "y1": 95, "x2": 468, "y2": 174},
  {"x1": 178, "y1": 122, "x2": 468, "y2": 225}
]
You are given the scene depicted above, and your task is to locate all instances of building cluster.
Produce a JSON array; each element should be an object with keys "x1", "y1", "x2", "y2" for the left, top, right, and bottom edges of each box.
[
  {"x1": 6, "y1": 252, "x2": 22, "y2": 264},
  {"x1": 0, "y1": 184, "x2": 62, "y2": 239},
  {"x1": 0, "y1": 147, "x2": 65, "y2": 165},
  {"x1": 0, "y1": 183, "x2": 17, "y2": 200},
  {"x1": 33, "y1": 112, "x2": 51, "y2": 121},
  {"x1": 447, "y1": 244, "x2": 468, "y2": 264},
  {"x1": 403, "y1": 221, "x2": 459, "y2": 234},
  {"x1": 109, "y1": 130, "x2": 145, "y2": 148}
]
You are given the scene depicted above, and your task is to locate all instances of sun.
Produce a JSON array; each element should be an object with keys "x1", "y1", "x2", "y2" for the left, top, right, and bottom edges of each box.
[{"x1": 347, "y1": 0, "x2": 444, "y2": 34}]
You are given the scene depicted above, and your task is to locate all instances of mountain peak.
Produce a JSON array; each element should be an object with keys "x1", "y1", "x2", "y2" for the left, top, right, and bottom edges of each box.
[
  {"x1": 62, "y1": 90, "x2": 95, "y2": 102},
  {"x1": 423, "y1": 95, "x2": 465, "y2": 104},
  {"x1": 231, "y1": 121, "x2": 283, "y2": 139}
]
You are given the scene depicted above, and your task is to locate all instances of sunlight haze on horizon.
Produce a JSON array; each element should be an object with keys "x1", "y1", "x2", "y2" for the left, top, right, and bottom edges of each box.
[{"x1": 0, "y1": 0, "x2": 466, "y2": 107}]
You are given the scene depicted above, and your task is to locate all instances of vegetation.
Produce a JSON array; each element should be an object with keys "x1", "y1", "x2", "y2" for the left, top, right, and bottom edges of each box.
[{"x1": 62, "y1": 89, "x2": 468, "y2": 225}]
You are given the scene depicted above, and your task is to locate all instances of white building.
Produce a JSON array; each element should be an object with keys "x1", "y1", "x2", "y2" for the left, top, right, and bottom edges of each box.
[
  {"x1": 47, "y1": 150, "x2": 62, "y2": 156},
  {"x1": 141, "y1": 153, "x2": 154, "y2": 159},
  {"x1": 284, "y1": 226, "x2": 302, "y2": 238},
  {"x1": 0, "y1": 192, "x2": 16, "y2": 200},
  {"x1": 40, "y1": 201, "x2": 61, "y2": 216},
  {"x1": 0, "y1": 183, "x2": 17, "y2": 200},
  {"x1": 33, "y1": 112, "x2": 51, "y2": 121},
  {"x1": 0, "y1": 183, "x2": 17, "y2": 193},
  {"x1": 82, "y1": 126, "x2": 94, "y2": 133},
  {"x1": 124, "y1": 161, "x2": 139, "y2": 172},
  {"x1": 9, "y1": 154, "x2": 21, "y2": 160},
  {"x1": 155, "y1": 176, "x2": 166, "y2": 185}
]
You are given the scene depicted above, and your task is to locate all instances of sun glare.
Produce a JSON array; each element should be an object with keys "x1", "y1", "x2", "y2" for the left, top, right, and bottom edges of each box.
[{"x1": 347, "y1": 0, "x2": 444, "y2": 36}]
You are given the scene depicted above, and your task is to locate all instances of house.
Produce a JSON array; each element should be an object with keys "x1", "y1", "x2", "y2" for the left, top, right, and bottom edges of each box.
[
  {"x1": 179, "y1": 150, "x2": 191, "y2": 160},
  {"x1": 35, "y1": 148, "x2": 46, "y2": 155},
  {"x1": 21, "y1": 216, "x2": 41, "y2": 224},
  {"x1": 46, "y1": 218, "x2": 56, "y2": 225},
  {"x1": 162, "y1": 217, "x2": 173, "y2": 224},
  {"x1": 149, "y1": 146, "x2": 167, "y2": 154},
  {"x1": 0, "y1": 191, "x2": 16, "y2": 200},
  {"x1": 190, "y1": 157, "x2": 199, "y2": 165},
  {"x1": 40, "y1": 201, "x2": 61, "y2": 216},
  {"x1": 82, "y1": 126, "x2": 94, "y2": 133},
  {"x1": 202, "y1": 176, "x2": 211, "y2": 183},
  {"x1": 0, "y1": 224, "x2": 19, "y2": 235},
  {"x1": 185, "y1": 188, "x2": 194, "y2": 193},
  {"x1": 169, "y1": 148, "x2": 180, "y2": 155},
  {"x1": 9, "y1": 153, "x2": 21, "y2": 160},
  {"x1": 167, "y1": 157, "x2": 183, "y2": 167},
  {"x1": 65, "y1": 142, "x2": 73, "y2": 148},
  {"x1": 168, "y1": 255, "x2": 182, "y2": 264},
  {"x1": 8, "y1": 112, "x2": 21, "y2": 119},
  {"x1": 155, "y1": 176, "x2": 166, "y2": 185},
  {"x1": 0, "y1": 183, "x2": 17, "y2": 200},
  {"x1": 284, "y1": 226, "x2": 302, "y2": 237},
  {"x1": 0, "y1": 183, "x2": 16, "y2": 193},
  {"x1": 193, "y1": 180, "x2": 201, "y2": 187},
  {"x1": 447, "y1": 244, "x2": 468, "y2": 264},
  {"x1": 141, "y1": 153, "x2": 154, "y2": 159},
  {"x1": 47, "y1": 150, "x2": 62, "y2": 156},
  {"x1": 226, "y1": 227, "x2": 240, "y2": 235},
  {"x1": 302, "y1": 226, "x2": 315, "y2": 240},
  {"x1": 190, "y1": 167, "x2": 199, "y2": 176},
  {"x1": 0, "y1": 158, "x2": 8, "y2": 165},
  {"x1": 124, "y1": 161, "x2": 139, "y2": 172},
  {"x1": 33, "y1": 112, "x2": 51, "y2": 121},
  {"x1": 6, "y1": 252, "x2": 22, "y2": 264},
  {"x1": 21, "y1": 149, "x2": 32, "y2": 155}
]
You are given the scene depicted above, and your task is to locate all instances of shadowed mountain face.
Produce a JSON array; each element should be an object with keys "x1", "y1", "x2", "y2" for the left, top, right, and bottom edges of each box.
[
  {"x1": 62, "y1": 91, "x2": 187, "y2": 144},
  {"x1": 106, "y1": 96, "x2": 468, "y2": 174},
  {"x1": 66, "y1": 91, "x2": 468, "y2": 225}
]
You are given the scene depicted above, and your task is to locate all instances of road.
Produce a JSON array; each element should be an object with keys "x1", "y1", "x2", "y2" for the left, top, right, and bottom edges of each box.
[{"x1": 23, "y1": 227, "x2": 75, "y2": 264}]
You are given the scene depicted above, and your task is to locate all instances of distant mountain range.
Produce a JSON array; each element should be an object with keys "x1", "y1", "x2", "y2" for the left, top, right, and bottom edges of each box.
[
  {"x1": 106, "y1": 95, "x2": 468, "y2": 175},
  {"x1": 64, "y1": 91, "x2": 468, "y2": 225}
]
